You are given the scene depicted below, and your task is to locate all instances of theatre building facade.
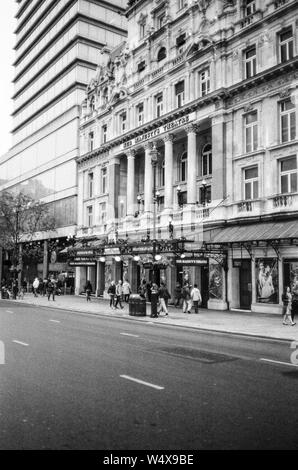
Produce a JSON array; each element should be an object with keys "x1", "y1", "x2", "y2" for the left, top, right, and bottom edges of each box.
[{"x1": 74, "y1": 0, "x2": 298, "y2": 314}]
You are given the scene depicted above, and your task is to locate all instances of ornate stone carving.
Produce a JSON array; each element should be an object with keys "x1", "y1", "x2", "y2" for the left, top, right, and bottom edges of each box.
[
  {"x1": 163, "y1": 133, "x2": 175, "y2": 143},
  {"x1": 184, "y1": 123, "x2": 200, "y2": 134}
]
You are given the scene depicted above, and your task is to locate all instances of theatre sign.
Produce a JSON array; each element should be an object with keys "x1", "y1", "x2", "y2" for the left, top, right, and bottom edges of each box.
[{"x1": 121, "y1": 112, "x2": 196, "y2": 150}]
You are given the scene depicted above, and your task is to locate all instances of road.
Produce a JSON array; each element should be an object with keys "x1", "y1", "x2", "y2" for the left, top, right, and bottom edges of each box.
[{"x1": 0, "y1": 300, "x2": 298, "y2": 450}]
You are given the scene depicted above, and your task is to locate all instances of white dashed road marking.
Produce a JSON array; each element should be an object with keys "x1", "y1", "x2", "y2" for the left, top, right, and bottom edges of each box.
[
  {"x1": 120, "y1": 333, "x2": 139, "y2": 338},
  {"x1": 260, "y1": 358, "x2": 298, "y2": 367},
  {"x1": 6, "y1": 310, "x2": 14, "y2": 314},
  {"x1": 13, "y1": 340, "x2": 29, "y2": 347},
  {"x1": 120, "y1": 375, "x2": 164, "y2": 390},
  {"x1": 49, "y1": 320, "x2": 61, "y2": 323}
]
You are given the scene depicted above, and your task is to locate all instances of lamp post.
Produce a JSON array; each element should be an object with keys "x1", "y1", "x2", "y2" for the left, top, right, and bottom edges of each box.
[{"x1": 150, "y1": 143, "x2": 159, "y2": 318}]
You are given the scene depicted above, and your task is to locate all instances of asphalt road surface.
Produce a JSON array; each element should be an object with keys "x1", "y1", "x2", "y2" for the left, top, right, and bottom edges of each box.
[{"x1": 0, "y1": 300, "x2": 297, "y2": 450}]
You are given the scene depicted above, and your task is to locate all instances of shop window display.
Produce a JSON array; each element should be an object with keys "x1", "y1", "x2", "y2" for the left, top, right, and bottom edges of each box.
[{"x1": 256, "y1": 258, "x2": 279, "y2": 304}]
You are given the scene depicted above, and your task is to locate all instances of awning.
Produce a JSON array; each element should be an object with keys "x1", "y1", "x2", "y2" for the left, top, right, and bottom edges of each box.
[{"x1": 206, "y1": 220, "x2": 298, "y2": 245}]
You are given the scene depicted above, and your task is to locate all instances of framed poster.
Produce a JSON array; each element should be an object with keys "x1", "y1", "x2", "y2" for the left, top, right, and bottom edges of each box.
[{"x1": 256, "y1": 258, "x2": 278, "y2": 304}]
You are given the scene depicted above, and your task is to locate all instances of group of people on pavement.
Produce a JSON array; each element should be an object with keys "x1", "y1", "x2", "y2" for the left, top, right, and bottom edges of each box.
[
  {"x1": 33, "y1": 276, "x2": 59, "y2": 301},
  {"x1": 106, "y1": 280, "x2": 132, "y2": 309}
]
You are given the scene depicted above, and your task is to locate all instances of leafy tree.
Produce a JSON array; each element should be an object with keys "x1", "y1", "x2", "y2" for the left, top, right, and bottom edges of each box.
[{"x1": 0, "y1": 191, "x2": 56, "y2": 280}]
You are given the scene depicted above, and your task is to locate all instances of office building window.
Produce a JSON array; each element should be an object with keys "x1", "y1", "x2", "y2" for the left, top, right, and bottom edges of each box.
[
  {"x1": 175, "y1": 81, "x2": 185, "y2": 108},
  {"x1": 88, "y1": 131, "x2": 94, "y2": 152},
  {"x1": 120, "y1": 112, "x2": 127, "y2": 133},
  {"x1": 137, "y1": 103, "x2": 144, "y2": 126},
  {"x1": 99, "y1": 202, "x2": 107, "y2": 225},
  {"x1": 157, "y1": 47, "x2": 167, "y2": 62},
  {"x1": 280, "y1": 156, "x2": 297, "y2": 194},
  {"x1": 102, "y1": 125, "x2": 107, "y2": 144},
  {"x1": 245, "y1": 45, "x2": 257, "y2": 78},
  {"x1": 280, "y1": 99, "x2": 296, "y2": 143},
  {"x1": 245, "y1": 111, "x2": 258, "y2": 153},
  {"x1": 244, "y1": 166, "x2": 259, "y2": 200},
  {"x1": 88, "y1": 172, "x2": 94, "y2": 198},
  {"x1": 200, "y1": 68, "x2": 210, "y2": 96},
  {"x1": 87, "y1": 206, "x2": 93, "y2": 227},
  {"x1": 180, "y1": 152, "x2": 187, "y2": 182},
  {"x1": 101, "y1": 167, "x2": 107, "y2": 194},
  {"x1": 155, "y1": 93, "x2": 163, "y2": 117},
  {"x1": 244, "y1": 0, "x2": 256, "y2": 16},
  {"x1": 202, "y1": 144, "x2": 212, "y2": 176},
  {"x1": 279, "y1": 27, "x2": 294, "y2": 63}
]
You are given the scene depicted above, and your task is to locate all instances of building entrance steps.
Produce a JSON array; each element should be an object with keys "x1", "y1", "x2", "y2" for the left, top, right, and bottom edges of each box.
[{"x1": 3, "y1": 293, "x2": 298, "y2": 342}]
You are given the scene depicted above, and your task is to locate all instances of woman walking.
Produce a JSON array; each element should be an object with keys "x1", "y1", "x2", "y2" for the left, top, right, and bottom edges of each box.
[
  {"x1": 85, "y1": 280, "x2": 92, "y2": 302},
  {"x1": 283, "y1": 286, "x2": 296, "y2": 326}
]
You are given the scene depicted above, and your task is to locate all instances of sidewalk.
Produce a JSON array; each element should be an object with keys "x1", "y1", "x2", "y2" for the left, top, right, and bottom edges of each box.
[{"x1": 3, "y1": 293, "x2": 298, "y2": 342}]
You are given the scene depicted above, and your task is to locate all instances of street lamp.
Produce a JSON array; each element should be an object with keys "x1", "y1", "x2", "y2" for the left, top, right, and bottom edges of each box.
[
  {"x1": 150, "y1": 143, "x2": 159, "y2": 318},
  {"x1": 135, "y1": 194, "x2": 143, "y2": 217}
]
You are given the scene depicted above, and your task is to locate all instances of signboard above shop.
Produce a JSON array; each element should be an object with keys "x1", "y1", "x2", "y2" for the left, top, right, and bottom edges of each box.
[
  {"x1": 176, "y1": 259, "x2": 208, "y2": 266},
  {"x1": 121, "y1": 112, "x2": 196, "y2": 150}
]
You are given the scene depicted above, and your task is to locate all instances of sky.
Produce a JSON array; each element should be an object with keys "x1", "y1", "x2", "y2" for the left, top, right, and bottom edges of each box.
[{"x1": 0, "y1": 1, "x2": 17, "y2": 157}]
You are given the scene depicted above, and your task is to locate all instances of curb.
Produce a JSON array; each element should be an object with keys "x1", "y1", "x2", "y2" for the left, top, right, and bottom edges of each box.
[{"x1": 1, "y1": 298, "x2": 295, "y2": 344}]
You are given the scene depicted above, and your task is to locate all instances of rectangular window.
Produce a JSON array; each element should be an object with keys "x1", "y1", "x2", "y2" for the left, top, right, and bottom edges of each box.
[
  {"x1": 175, "y1": 81, "x2": 185, "y2": 108},
  {"x1": 102, "y1": 125, "x2": 107, "y2": 144},
  {"x1": 87, "y1": 206, "x2": 93, "y2": 227},
  {"x1": 245, "y1": 111, "x2": 258, "y2": 153},
  {"x1": 200, "y1": 186, "x2": 211, "y2": 205},
  {"x1": 279, "y1": 27, "x2": 294, "y2": 63},
  {"x1": 137, "y1": 61, "x2": 146, "y2": 73},
  {"x1": 155, "y1": 93, "x2": 163, "y2": 118},
  {"x1": 200, "y1": 68, "x2": 210, "y2": 97},
  {"x1": 88, "y1": 131, "x2": 94, "y2": 152},
  {"x1": 245, "y1": 0, "x2": 256, "y2": 16},
  {"x1": 158, "y1": 13, "x2": 166, "y2": 29},
  {"x1": 99, "y1": 202, "x2": 107, "y2": 225},
  {"x1": 176, "y1": 33, "x2": 186, "y2": 48},
  {"x1": 101, "y1": 167, "x2": 107, "y2": 194},
  {"x1": 245, "y1": 45, "x2": 257, "y2": 78},
  {"x1": 140, "y1": 22, "x2": 146, "y2": 39},
  {"x1": 244, "y1": 166, "x2": 259, "y2": 200},
  {"x1": 137, "y1": 103, "x2": 144, "y2": 126},
  {"x1": 280, "y1": 99, "x2": 296, "y2": 143},
  {"x1": 88, "y1": 172, "x2": 93, "y2": 198},
  {"x1": 177, "y1": 0, "x2": 184, "y2": 10},
  {"x1": 280, "y1": 156, "x2": 297, "y2": 194},
  {"x1": 120, "y1": 112, "x2": 127, "y2": 133}
]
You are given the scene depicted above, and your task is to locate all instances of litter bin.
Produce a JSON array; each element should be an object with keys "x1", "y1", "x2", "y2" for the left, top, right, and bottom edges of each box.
[{"x1": 129, "y1": 294, "x2": 146, "y2": 317}]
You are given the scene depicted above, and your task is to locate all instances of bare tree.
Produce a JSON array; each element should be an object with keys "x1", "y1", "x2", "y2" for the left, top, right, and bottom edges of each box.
[{"x1": 0, "y1": 191, "x2": 56, "y2": 284}]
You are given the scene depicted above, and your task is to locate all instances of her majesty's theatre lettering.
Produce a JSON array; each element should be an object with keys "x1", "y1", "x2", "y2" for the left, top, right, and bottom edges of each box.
[{"x1": 122, "y1": 113, "x2": 195, "y2": 150}]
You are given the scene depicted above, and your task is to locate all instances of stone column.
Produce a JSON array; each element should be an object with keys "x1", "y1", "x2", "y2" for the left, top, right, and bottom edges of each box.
[
  {"x1": 212, "y1": 114, "x2": 226, "y2": 202},
  {"x1": 107, "y1": 156, "x2": 120, "y2": 222},
  {"x1": 189, "y1": 71, "x2": 195, "y2": 102},
  {"x1": 126, "y1": 149, "x2": 136, "y2": 216},
  {"x1": 251, "y1": 257, "x2": 256, "y2": 304},
  {"x1": 163, "y1": 134, "x2": 174, "y2": 210},
  {"x1": 43, "y1": 240, "x2": 48, "y2": 279},
  {"x1": 185, "y1": 124, "x2": 199, "y2": 204},
  {"x1": 0, "y1": 247, "x2": 2, "y2": 283},
  {"x1": 144, "y1": 142, "x2": 153, "y2": 213}
]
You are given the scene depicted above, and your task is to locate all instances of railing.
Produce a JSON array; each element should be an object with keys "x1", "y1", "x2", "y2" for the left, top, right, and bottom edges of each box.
[
  {"x1": 272, "y1": 194, "x2": 293, "y2": 208},
  {"x1": 240, "y1": 14, "x2": 255, "y2": 28},
  {"x1": 172, "y1": 55, "x2": 184, "y2": 67},
  {"x1": 134, "y1": 78, "x2": 145, "y2": 90},
  {"x1": 274, "y1": 0, "x2": 289, "y2": 9},
  {"x1": 151, "y1": 66, "x2": 164, "y2": 79},
  {"x1": 238, "y1": 201, "x2": 253, "y2": 212}
]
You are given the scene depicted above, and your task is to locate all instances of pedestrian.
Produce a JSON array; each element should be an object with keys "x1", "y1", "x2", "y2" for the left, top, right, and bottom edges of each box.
[
  {"x1": 114, "y1": 280, "x2": 124, "y2": 309},
  {"x1": 32, "y1": 277, "x2": 39, "y2": 297},
  {"x1": 191, "y1": 283, "x2": 202, "y2": 314},
  {"x1": 158, "y1": 282, "x2": 171, "y2": 316},
  {"x1": 12, "y1": 281, "x2": 18, "y2": 300},
  {"x1": 146, "y1": 280, "x2": 152, "y2": 302},
  {"x1": 283, "y1": 286, "x2": 296, "y2": 326},
  {"x1": 138, "y1": 279, "x2": 147, "y2": 300},
  {"x1": 174, "y1": 282, "x2": 182, "y2": 308},
  {"x1": 85, "y1": 280, "x2": 92, "y2": 302},
  {"x1": 122, "y1": 280, "x2": 131, "y2": 303},
  {"x1": 47, "y1": 278, "x2": 55, "y2": 301},
  {"x1": 108, "y1": 281, "x2": 116, "y2": 309},
  {"x1": 42, "y1": 278, "x2": 48, "y2": 296},
  {"x1": 182, "y1": 282, "x2": 192, "y2": 314}
]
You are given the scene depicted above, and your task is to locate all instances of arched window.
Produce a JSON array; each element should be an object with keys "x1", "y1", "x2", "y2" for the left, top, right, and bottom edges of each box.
[
  {"x1": 157, "y1": 47, "x2": 167, "y2": 62},
  {"x1": 90, "y1": 96, "x2": 95, "y2": 112},
  {"x1": 202, "y1": 144, "x2": 212, "y2": 176},
  {"x1": 180, "y1": 152, "x2": 187, "y2": 182},
  {"x1": 103, "y1": 88, "x2": 108, "y2": 104}
]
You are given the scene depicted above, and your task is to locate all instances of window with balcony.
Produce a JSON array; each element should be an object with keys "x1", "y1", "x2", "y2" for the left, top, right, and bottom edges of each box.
[
  {"x1": 88, "y1": 131, "x2": 94, "y2": 152},
  {"x1": 280, "y1": 156, "x2": 297, "y2": 194},
  {"x1": 87, "y1": 206, "x2": 93, "y2": 227},
  {"x1": 137, "y1": 103, "x2": 144, "y2": 126},
  {"x1": 280, "y1": 99, "x2": 296, "y2": 143},
  {"x1": 87, "y1": 172, "x2": 94, "y2": 198},
  {"x1": 175, "y1": 81, "x2": 185, "y2": 108},
  {"x1": 101, "y1": 167, "x2": 107, "y2": 194},
  {"x1": 244, "y1": 0, "x2": 256, "y2": 17},
  {"x1": 99, "y1": 202, "x2": 107, "y2": 225},
  {"x1": 179, "y1": 151, "x2": 187, "y2": 182},
  {"x1": 157, "y1": 47, "x2": 167, "y2": 62},
  {"x1": 243, "y1": 166, "x2": 259, "y2": 200},
  {"x1": 245, "y1": 45, "x2": 257, "y2": 78},
  {"x1": 279, "y1": 27, "x2": 294, "y2": 63},
  {"x1": 200, "y1": 68, "x2": 210, "y2": 97},
  {"x1": 120, "y1": 112, "x2": 127, "y2": 133},
  {"x1": 202, "y1": 144, "x2": 212, "y2": 176},
  {"x1": 245, "y1": 111, "x2": 258, "y2": 153},
  {"x1": 102, "y1": 125, "x2": 107, "y2": 144},
  {"x1": 155, "y1": 93, "x2": 163, "y2": 118}
]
